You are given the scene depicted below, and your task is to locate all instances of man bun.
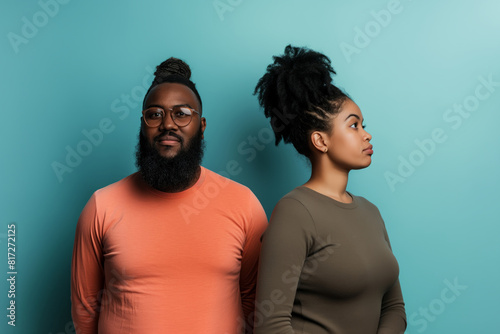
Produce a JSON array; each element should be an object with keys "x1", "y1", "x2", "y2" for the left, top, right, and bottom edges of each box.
[
  {"x1": 154, "y1": 57, "x2": 192, "y2": 80},
  {"x1": 143, "y1": 57, "x2": 202, "y2": 110}
]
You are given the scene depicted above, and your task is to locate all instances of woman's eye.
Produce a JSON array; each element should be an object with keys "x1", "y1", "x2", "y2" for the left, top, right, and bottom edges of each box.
[{"x1": 350, "y1": 122, "x2": 358, "y2": 129}]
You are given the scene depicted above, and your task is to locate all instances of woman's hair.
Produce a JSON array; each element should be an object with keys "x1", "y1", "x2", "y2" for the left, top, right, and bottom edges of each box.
[
  {"x1": 254, "y1": 45, "x2": 349, "y2": 157},
  {"x1": 143, "y1": 57, "x2": 202, "y2": 110}
]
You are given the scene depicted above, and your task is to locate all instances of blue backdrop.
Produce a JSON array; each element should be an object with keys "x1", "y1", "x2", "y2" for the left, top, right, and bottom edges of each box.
[{"x1": 1, "y1": 0, "x2": 499, "y2": 333}]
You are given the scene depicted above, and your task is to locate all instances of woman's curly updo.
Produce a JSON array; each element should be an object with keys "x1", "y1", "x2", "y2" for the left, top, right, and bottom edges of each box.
[
  {"x1": 143, "y1": 57, "x2": 202, "y2": 110},
  {"x1": 254, "y1": 45, "x2": 349, "y2": 157}
]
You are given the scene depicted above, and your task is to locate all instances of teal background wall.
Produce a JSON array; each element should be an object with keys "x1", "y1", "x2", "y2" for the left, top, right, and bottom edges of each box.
[{"x1": 1, "y1": 0, "x2": 499, "y2": 333}]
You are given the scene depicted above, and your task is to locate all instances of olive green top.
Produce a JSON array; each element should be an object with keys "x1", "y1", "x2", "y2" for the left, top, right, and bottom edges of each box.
[{"x1": 255, "y1": 186, "x2": 406, "y2": 334}]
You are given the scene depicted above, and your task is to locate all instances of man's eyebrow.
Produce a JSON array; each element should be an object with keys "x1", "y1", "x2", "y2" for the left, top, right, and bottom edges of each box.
[
  {"x1": 173, "y1": 103, "x2": 193, "y2": 108},
  {"x1": 145, "y1": 103, "x2": 193, "y2": 109},
  {"x1": 145, "y1": 104, "x2": 163, "y2": 109}
]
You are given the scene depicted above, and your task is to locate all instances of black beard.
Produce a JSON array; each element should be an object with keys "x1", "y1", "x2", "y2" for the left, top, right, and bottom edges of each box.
[{"x1": 135, "y1": 127, "x2": 205, "y2": 192}]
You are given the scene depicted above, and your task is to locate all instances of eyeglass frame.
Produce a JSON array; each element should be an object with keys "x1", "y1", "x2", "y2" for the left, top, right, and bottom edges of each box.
[{"x1": 141, "y1": 105, "x2": 201, "y2": 128}]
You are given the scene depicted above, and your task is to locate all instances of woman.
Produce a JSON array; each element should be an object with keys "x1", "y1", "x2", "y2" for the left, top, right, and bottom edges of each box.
[{"x1": 253, "y1": 45, "x2": 406, "y2": 334}]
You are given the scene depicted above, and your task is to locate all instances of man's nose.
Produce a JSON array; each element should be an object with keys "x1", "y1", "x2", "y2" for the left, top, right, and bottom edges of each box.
[{"x1": 159, "y1": 111, "x2": 178, "y2": 131}]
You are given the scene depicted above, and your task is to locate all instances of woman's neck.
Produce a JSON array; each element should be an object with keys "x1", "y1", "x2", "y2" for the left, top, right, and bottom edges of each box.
[{"x1": 303, "y1": 158, "x2": 352, "y2": 203}]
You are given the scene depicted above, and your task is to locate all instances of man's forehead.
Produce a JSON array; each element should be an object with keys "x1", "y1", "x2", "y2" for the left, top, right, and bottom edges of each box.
[{"x1": 145, "y1": 82, "x2": 200, "y2": 109}]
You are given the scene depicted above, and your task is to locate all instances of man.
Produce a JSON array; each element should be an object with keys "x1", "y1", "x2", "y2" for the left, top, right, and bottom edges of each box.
[{"x1": 71, "y1": 57, "x2": 268, "y2": 333}]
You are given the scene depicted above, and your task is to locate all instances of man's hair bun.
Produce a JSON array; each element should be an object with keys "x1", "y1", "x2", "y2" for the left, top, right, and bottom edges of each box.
[
  {"x1": 154, "y1": 57, "x2": 192, "y2": 80},
  {"x1": 143, "y1": 57, "x2": 202, "y2": 110}
]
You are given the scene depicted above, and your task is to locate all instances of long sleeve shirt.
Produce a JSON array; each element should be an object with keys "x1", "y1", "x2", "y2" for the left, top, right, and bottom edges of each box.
[
  {"x1": 255, "y1": 186, "x2": 406, "y2": 334},
  {"x1": 71, "y1": 167, "x2": 268, "y2": 334}
]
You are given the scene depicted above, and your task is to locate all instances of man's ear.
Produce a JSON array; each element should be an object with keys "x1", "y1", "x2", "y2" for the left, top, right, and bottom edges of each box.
[
  {"x1": 200, "y1": 117, "x2": 207, "y2": 139},
  {"x1": 140, "y1": 117, "x2": 146, "y2": 135}
]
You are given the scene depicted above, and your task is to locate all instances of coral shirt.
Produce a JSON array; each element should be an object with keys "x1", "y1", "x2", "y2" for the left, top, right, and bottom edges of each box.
[{"x1": 71, "y1": 167, "x2": 268, "y2": 334}]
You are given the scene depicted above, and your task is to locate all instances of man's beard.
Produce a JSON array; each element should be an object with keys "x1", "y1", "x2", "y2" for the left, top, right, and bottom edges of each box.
[{"x1": 135, "y1": 127, "x2": 205, "y2": 192}]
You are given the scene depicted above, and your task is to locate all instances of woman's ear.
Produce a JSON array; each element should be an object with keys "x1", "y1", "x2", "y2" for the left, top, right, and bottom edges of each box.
[{"x1": 310, "y1": 131, "x2": 329, "y2": 153}]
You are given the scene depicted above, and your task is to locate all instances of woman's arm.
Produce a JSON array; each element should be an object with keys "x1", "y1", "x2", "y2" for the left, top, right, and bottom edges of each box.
[
  {"x1": 254, "y1": 198, "x2": 315, "y2": 334},
  {"x1": 377, "y1": 279, "x2": 407, "y2": 334},
  {"x1": 377, "y1": 225, "x2": 407, "y2": 334}
]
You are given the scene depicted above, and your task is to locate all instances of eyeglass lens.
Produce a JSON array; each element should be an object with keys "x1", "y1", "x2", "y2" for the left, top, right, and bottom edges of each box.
[{"x1": 144, "y1": 106, "x2": 194, "y2": 127}]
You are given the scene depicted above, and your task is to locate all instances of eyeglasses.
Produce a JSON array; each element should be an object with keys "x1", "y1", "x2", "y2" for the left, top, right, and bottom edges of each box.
[{"x1": 142, "y1": 106, "x2": 200, "y2": 128}]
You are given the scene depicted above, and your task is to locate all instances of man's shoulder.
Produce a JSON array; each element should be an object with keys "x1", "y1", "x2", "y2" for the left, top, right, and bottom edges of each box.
[
  {"x1": 94, "y1": 172, "x2": 140, "y2": 199},
  {"x1": 201, "y1": 167, "x2": 267, "y2": 225},
  {"x1": 202, "y1": 167, "x2": 257, "y2": 200},
  {"x1": 203, "y1": 167, "x2": 249, "y2": 191}
]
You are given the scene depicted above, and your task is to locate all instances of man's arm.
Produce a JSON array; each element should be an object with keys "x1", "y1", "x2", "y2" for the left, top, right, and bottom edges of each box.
[
  {"x1": 239, "y1": 191, "x2": 268, "y2": 333},
  {"x1": 71, "y1": 194, "x2": 104, "y2": 334}
]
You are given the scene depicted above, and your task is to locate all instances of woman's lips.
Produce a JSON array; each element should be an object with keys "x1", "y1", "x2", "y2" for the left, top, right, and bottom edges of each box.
[{"x1": 363, "y1": 145, "x2": 373, "y2": 155}]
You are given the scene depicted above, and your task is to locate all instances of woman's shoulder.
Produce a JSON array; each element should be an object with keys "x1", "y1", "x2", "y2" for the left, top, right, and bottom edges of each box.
[
  {"x1": 275, "y1": 186, "x2": 382, "y2": 215},
  {"x1": 267, "y1": 187, "x2": 318, "y2": 236},
  {"x1": 350, "y1": 194, "x2": 379, "y2": 210},
  {"x1": 275, "y1": 186, "x2": 318, "y2": 209},
  {"x1": 284, "y1": 184, "x2": 349, "y2": 200}
]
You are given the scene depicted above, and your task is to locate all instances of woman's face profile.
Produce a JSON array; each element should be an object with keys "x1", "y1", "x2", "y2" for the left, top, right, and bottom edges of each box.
[{"x1": 324, "y1": 99, "x2": 373, "y2": 171}]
